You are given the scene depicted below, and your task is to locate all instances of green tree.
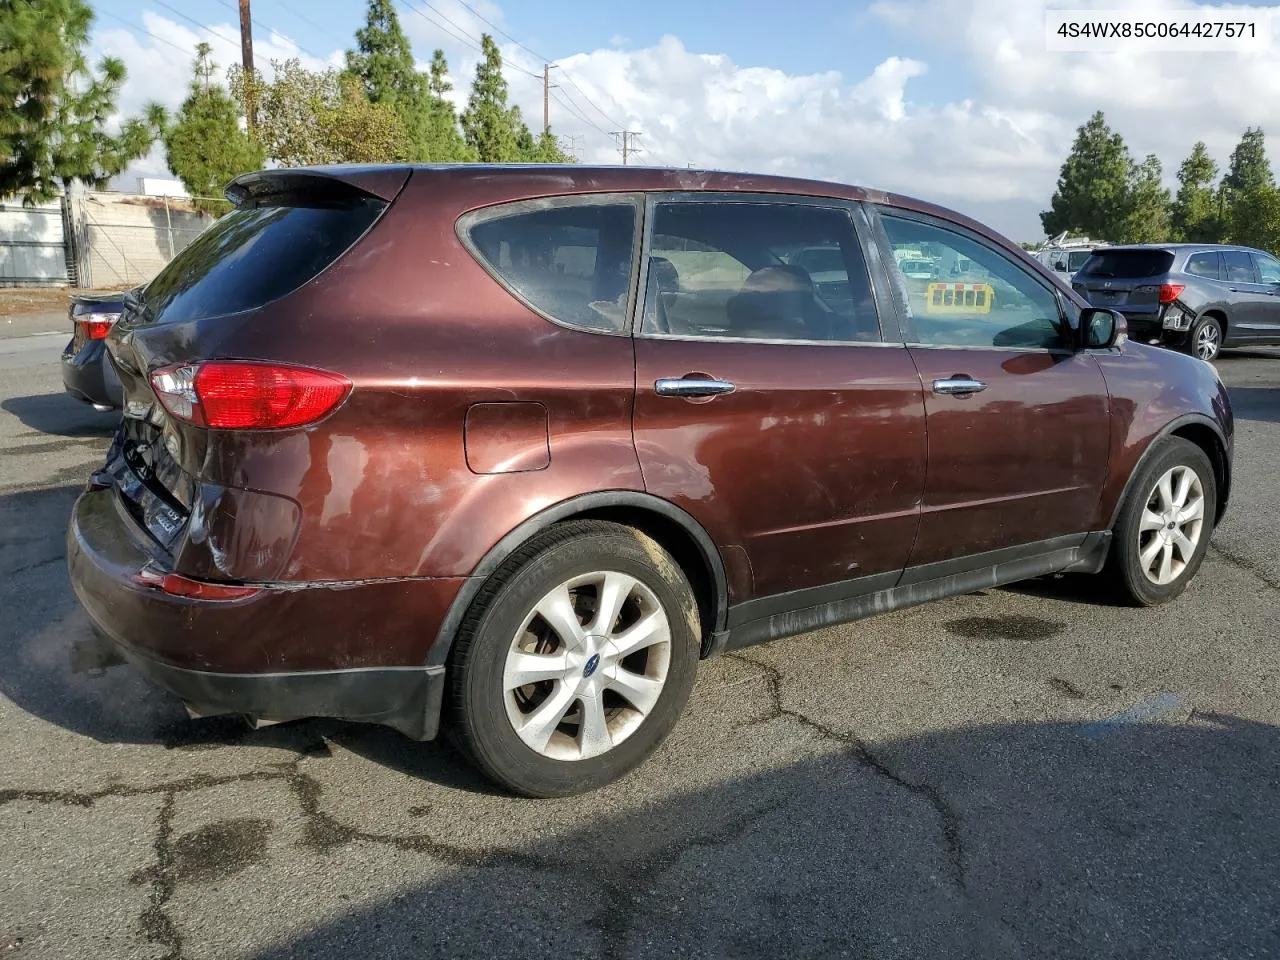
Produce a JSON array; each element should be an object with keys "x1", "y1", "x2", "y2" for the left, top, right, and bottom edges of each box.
[
  {"x1": 1117, "y1": 154, "x2": 1171, "y2": 244},
  {"x1": 345, "y1": 0, "x2": 429, "y2": 159},
  {"x1": 162, "y1": 44, "x2": 263, "y2": 212},
  {"x1": 0, "y1": 0, "x2": 160, "y2": 204},
  {"x1": 424, "y1": 50, "x2": 473, "y2": 161},
  {"x1": 230, "y1": 59, "x2": 410, "y2": 167},
  {"x1": 461, "y1": 35, "x2": 522, "y2": 161},
  {"x1": 1220, "y1": 127, "x2": 1280, "y2": 250},
  {"x1": 1040, "y1": 111, "x2": 1133, "y2": 240},
  {"x1": 1170, "y1": 141, "x2": 1220, "y2": 242}
]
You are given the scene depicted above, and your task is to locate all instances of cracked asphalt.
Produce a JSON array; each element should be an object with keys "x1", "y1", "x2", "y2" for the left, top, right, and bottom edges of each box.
[{"x1": 3, "y1": 317, "x2": 1279, "y2": 959}]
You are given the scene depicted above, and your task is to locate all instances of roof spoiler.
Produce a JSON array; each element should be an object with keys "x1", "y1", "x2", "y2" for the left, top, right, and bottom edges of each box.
[{"x1": 225, "y1": 165, "x2": 412, "y2": 206}]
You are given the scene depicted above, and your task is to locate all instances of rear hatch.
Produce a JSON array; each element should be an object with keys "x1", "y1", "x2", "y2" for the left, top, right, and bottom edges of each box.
[
  {"x1": 1072, "y1": 248, "x2": 1175, "y2": 317},
  {"x1": 97, "y1": 167, "x2": 406, "y2": 560}
]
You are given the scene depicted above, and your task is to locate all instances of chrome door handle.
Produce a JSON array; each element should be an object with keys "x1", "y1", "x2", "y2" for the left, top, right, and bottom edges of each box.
[
  {"x1": 655, "y1": 377, "x2": 737, "y2": 398},
  {"x1": 932, "y1": 376, "x2": 987, "y2": 396}
]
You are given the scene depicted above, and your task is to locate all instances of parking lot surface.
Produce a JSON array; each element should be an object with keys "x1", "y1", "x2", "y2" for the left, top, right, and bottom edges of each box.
[{"x1": 2, "y1": 321, "x2": 1279, "y2": 959}]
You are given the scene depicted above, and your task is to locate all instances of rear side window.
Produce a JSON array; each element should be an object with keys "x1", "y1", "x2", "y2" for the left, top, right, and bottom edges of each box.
[
  {"x1": 1078, "y1": 250, "x2": 1173, "y2": 278},
  {"x1": 1186, "y1": 252, "x2": 1221, "y2": 279},
  {"x1": 462, "y1": 199, "x2": 639, "y2": 334},
  {"x1": 141, "y1": 196, "x2": 387, "y2": 324},
  {"x1": 1223, "y1": 250, "x2": 1257, "y2": 283}
]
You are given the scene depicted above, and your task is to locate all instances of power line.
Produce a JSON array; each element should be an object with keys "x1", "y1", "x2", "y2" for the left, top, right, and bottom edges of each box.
[
  {"x1": 150, "y1": 0, "x2": 243, "y2": 51},
  {"x1": 397, "y1": 0, "x2": 539, "y2": 78},
  {"x1": 208, "y1": 0, "x2": 326, "y2": 60},
  {"x1": 270, "y1": 0, "x2": 345, "y2": 45},
  {"x1": 448, "y1": 0, "x2": 623, "y2": 128},
  {"x1": 550, "y1": 89, "x2": 609, "y2": 138},
  {"x1": 96, "y1": 9, "x2": 195, "y2": 59}
]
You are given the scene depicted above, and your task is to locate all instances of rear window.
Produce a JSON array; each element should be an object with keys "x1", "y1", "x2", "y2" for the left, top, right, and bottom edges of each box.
[
  {"x1": 1078, "y1": 250, "x2": 1174, "y2": 279},
  {"x1": 462, "y1": 199, "x2": 639, "y2": 334},
  {"x1": 1186, "y1": 252, "x2": 1221, "y2": 279},
  {"x1": 140, "y1": 195, "x2": 387, "y2": 324}
]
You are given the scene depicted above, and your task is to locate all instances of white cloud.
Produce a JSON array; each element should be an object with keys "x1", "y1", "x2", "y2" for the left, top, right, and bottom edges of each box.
[{"x1": 93, "y1": 0, "x2": 1280, "y2": 238}]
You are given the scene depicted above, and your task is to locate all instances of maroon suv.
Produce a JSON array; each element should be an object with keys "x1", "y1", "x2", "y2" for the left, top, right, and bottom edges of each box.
[{"x1": 68, "y1": 165, "x2": 1233, "y2": 796}]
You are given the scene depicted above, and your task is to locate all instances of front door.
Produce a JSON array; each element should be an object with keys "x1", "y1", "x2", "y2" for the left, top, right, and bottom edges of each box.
[
  {"x1": 1221, "y1": 249, "x2": 1274, "y2": 342},
  {"x1": 631, "y1": 196, "x2": 927, "y2": 602},
  {"x1": 1248, "y1": 251, "x2": 1280, "y2": 341},
  {"x1": 874, "y1": 209, "x2": 1111, "y2": 572}
]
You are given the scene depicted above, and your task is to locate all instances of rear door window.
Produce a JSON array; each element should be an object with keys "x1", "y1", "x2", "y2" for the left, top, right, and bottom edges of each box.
[
  {"x1": 1186, "y1": 252, "x2": 1221, "y2": 279},
  {"x1": 461, "y1": 197, "x2": 640, "y2": 334},
  {"x1": 141, "y1": 195, "x2": 388, "y2": 324},
  {"x1": 1254, "y1": 253, "x2": 1280, "y2": 284},
  {"x1": 1077, "y1": 250, "x2": 1174, "y2": 279},
  {"x1": 1223, "y1": 250, "x2": 1258, "y2": 283}
]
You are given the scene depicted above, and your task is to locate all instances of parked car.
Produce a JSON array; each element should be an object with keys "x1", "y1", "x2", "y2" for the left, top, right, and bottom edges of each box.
[
  {"x1": 1072, "y1": 243, "x2": 1280, "y2": 362},
  {"x1": 67, "y1": 165, "x2": 1233, "y2": 797},
  {"x1": 61, "y1": 291, "x2": 128, "y2": 410}
]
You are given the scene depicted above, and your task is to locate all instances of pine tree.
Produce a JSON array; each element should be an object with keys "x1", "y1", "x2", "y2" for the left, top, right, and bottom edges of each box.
[
  {"x1": 461, "y1": 35, "x2": 522, "y2": 162},
  {"x1": 344, "y1": 0, "x2": 429, "y2": 159},
  {"x1": 1170, "y1": 142, "x2": 1221, "y2": 242},
  {"x1": 162, "y1": 44, "x2": 263, "y2": 212},
  {"x1": 1040, "y1": 111, "x2": 1133, "y2": 240},
  {"x1": 0, "y1": 0, "x2": 160, "y2": 204},
  {"x1": 1221, "y1": 127, "x2": 1280, "y2": 250},
  {"x1": 1118, "y1": 155, "x2": 1171, "y2": 244},
  {"x1": 424, "y1": 50, "x2": 473, "y2": 162}
]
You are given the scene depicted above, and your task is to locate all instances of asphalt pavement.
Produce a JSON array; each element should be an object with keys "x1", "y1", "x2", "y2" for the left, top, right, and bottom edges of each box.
[{"x1": 2, "y1": 319, "x2": 1279, "y2": 959}]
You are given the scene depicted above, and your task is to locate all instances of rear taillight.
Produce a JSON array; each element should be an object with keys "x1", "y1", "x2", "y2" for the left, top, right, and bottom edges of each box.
[
  {"x1": 149, "y1": 361, "x2": 351, "y2": 430},
  {"x1": 1158, "y1": 283, "x2": 1186, "y2": 304},
  {"x1": 76, "y1": 314, "x2": 119, "y2": 340}
]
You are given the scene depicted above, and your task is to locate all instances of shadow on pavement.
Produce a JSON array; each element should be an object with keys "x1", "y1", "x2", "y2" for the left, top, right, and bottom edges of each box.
[
  {"x1": 2, "y1": 392, "x2": 118, "y2": 437},
  {"x1": 1222, "y1": 386, "x2": 1280, "y2": 425},
  {"x1": 245, "y1": 715, "x2": 1280, "y2": 960}
]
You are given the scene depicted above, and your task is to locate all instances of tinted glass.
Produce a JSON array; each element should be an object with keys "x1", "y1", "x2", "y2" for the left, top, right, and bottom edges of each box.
[
  {"x1": 641, "y1": 202, "x2": 880, "y2": 342},
  {"x1": 1186, "y1": 252, "x2": 1221, "y2": 279},
  {"x1": 142, "y1": 197, "x2": 386, "y2": 324},
  {"x1": 466, "y1": 202, "x2": 638, "y2": 333},
  {"x1": 1223, "y1": 250, "x2": 1257, "y2": 283},
  {"x1": 881, "y1": 214, "x2": 1068, "y2": 350},
  {"x1": 1067, "y1": 250, "x2": 1091, "y2": 271},
  {"x1": 1078, "y1": 250, "x2": 1174, "y2": 278},
  {"x1": 1256, "y1": 253, "x2": 1280, "y2": 283}
]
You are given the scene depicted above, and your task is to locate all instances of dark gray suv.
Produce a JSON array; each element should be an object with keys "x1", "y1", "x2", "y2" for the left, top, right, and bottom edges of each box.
[{"x1": 1073, "y1": 243, "x2": 1280, "y2": 362}]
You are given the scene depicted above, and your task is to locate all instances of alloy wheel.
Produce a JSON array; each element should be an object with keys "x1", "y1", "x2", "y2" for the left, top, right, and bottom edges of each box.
[
  {"x1": 1137, "y1": 465, "x2": 1205, "y2": 586},
  {"x1": 503, "y1": 571, "x2": 672, "y2": 761},
  {"x1": 1195, "y1": 323, "x2": 1220, "y2": 361}
]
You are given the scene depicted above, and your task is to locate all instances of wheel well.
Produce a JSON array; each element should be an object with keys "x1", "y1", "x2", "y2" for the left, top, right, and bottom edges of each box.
[
  {"x1": 1170, "y1": 422, "x2": 1229, "y2": 523},
  {"x1": 1200, "y1": 309, "x2": 1227, "y2": 335},
  {"x1": 569, "y1": 506, "x2": 719, "y2": 651}
]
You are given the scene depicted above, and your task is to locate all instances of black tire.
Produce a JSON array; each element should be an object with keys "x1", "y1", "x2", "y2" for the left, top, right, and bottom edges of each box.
[
  {"x1": 447, "y1": 520, "x2": 700, "y2": 797},
  {"x1": 1107, "y1": 437, "x2": 1216, "y2": 606},
  {"x1": 1188, "y1": 314, "x2": 1222, "y2": 363}
]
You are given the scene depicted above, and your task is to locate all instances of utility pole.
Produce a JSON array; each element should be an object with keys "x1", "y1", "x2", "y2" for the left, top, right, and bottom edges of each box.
[
  {"x1": 612, "y1": 130, "x2": 642, "y2": 165},
  {"x1": 238, "y1": 0, "x2": 256, "y2": 129},
  {"x1": 542, "y1": 64, "x2": 560, "y2": 136}
]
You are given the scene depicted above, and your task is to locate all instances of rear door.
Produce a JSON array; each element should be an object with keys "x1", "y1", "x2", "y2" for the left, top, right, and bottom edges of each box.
[
  {"x1": 631, "y1": 195, "x2": 927, "y2": 603},
  {"x1": 874, "y1": 207, "x2": 1110, "y2": 572},
  {"x1": 1221, "y1": 249, "x2": 1272, "y2": 341}
]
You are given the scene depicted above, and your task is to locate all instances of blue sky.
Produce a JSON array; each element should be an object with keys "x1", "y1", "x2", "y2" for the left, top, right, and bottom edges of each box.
[{"x1": 91, "y1": 0, "x2": 1280, "y2": 240}]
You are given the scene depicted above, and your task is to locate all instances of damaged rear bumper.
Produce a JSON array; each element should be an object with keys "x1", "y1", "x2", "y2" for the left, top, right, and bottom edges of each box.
[{"x1": 67, "y1": 486, "x2": 452, "y2": 741}]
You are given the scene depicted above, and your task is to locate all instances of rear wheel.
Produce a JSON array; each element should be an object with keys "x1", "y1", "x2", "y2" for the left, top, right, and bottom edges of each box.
[
  {"x1": 447, "y1": 521, "x2": 700, "y2": 797},
  {"x1": 1189, "y1": 314, "x2": 1222, "y2": 363},
  {"x1": 1107, "y1": 437, "x2": 1216, "y2": 606}
]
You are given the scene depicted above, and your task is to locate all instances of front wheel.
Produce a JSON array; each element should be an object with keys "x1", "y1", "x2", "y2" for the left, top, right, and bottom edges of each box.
[
  {"x1": 447, "y1": 520, "x2": 700, "y2": 797},
  {"x1": 1107, "y1": 437, "x2": 1216, "y2": 606},
  {"x1": 1189, "y1": 315, "x2": 1222, "y2": 363}
]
